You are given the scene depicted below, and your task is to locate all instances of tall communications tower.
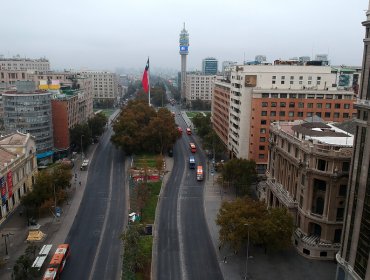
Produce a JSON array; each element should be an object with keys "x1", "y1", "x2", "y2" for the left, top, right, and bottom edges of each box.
[{"x1": 179, "y1": 23, "x2": 189, "y2": 101}]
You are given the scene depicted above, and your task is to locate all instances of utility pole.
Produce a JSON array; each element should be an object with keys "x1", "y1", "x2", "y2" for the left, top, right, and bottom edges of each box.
[
  {"x1": 2, "y1": 233, "x2": 14, "y2": 258},
  {"x1": 81, "y1": 134, "x2": 85, "y2": 159},
  {"x1": 244, "y1": 224, "x2": 250, "y2": 280}
]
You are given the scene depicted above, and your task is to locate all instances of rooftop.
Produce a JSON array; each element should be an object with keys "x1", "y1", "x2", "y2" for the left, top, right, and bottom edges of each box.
[
  {"x1": 0, "y1": 147, "x2": 17, "y2": 168},
  {"x1": 0, "y1": 132, "x2": 30, "y2": 146}
]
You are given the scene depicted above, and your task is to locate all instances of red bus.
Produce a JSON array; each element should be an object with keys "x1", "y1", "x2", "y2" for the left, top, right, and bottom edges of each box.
[
  {"x1": 197, "y1": 166, "x2": 204, "y2": 181},
  {"x1": 43, "y1": 244, "x2": 70, "y2": 280},
  {"x1": 189, "y1": 143, "x2": 196, "y2": 153}
]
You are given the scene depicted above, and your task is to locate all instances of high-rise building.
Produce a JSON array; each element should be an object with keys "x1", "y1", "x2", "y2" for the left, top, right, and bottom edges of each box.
[
  {"x1": 3, "y1": 81, "x2": 54, "y2": 162},
  {"x1": 179, "y1": 23, "x2": 189, "y2": 101},
  {"x1": 211, "y1": 64, "x2": 357, "y2": 174},
  {"x1": 336, "y1": 3, "x2": 370, "y2": 279},
  {"x1": 185, "y1": 74, "x2": 217, "y2": 103},
  {"x1": 82, "y1": 71, "x2": 118, "y2": 103},
  {"x1": 202, "y1": 57, "x2": 218, "y2": 75},
  {"x1": 0, "y1": 55, "x2": 50, "y2": 71}
]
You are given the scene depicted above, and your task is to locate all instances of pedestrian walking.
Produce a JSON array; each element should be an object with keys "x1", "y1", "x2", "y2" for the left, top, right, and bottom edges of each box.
[{"x1": 79, "y1": 181, "x2": 81, "y2": 186}]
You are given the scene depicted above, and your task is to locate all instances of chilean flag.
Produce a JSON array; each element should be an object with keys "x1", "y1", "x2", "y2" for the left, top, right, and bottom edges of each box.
[{"x1": 142, "y1": 58, "x2": 149, "y2": 93}]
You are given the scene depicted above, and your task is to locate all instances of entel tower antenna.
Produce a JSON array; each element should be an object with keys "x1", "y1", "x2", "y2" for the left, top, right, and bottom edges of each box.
[{"x1": 179, "y1": 23, "x2": 189, "y2": 102}]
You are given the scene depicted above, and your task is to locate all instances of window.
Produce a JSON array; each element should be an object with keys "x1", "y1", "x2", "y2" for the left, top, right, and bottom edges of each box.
[
  {"x1": 289, "y1": 111, "x2": 294, "y2": 117},
  {"x1": 316, "y1": 112, "x2": 322, "y2": 117},
  {"x1": 343, "y1": 113, "x2": 349, "y2": 118},
  {"x1": 272, "y1": 80, "x2": 276, "y2": 84},
  {"x1": 344, "y1": 104, "x2": 350, "y2": 109},
  {"x1": 298, "y1": 102, "x2": 304, "y2": 108},
  {"x1": 280, "y1": 102, "x2": 286, "y2": 107},
  {"x1": 260, "y1": 137, "x2": 266, "y2": 142},
  {"x1": 262, "y1": 102, "x2": 268, "y2": 107},
  {"x1": 339, "y1": 185, "x2": 347, "y2": 196},
  {"x1": 270, "y1": 111, "x2": 276, "y2": 116},
  {"x1": 290, "y1": 76, "x2": 294, "y2": 80},
  {"x1": 307, "y1": 103, "x2": 313, "y2": 108},
  {"x1": 280, "y1": 93, "x2": 287, "y2": 98},
  {"x1": 259, "y1": 145, "x2": 265, "y2": 150},
  {"x1": 271, "y1": 93, "x2": 278, "y2": 98},
  {"x1": 299, "y1": 76, "x2": 303, "y2": 80},
  {"x1": 325, "y1": 103, "x2": 331, "y2": 109},
  {"x1": 281, "y1": 76, "x2": 285, "y2": 80},
  {"x1": 262, "y1": 93, "x2": 269, "y2": 98},
  {"x1": 290, "y1": 81, "x2": 294, "y2": 85},
  {"x1": 279, "y1": 111, "x2": 285, "y2": 116},
  {"x1": 308, "y1": 76, "x2": 312, "y2": 80},
  {"x1": 281, "y1": 81, "x2": 285, "y2": 84},
  {"x1": 307, "y1": 112, "x2": 313, "y2": 117},
  {"x1": 335, "y1": 103, "x2": 341, "y2": 109},
  {"x1": 298, "y1": 112, "x2": 304, "y2": 117},
  {"x1": 260, "y1": 128, "x2": 266, "y2": 134},
  {"x1": 336, "y1": 208, "x2": 344, "y2": 221},
  {"x1": 342, "y1": 161, "x2": 350, "y2": 172},
  {"x1": 324, "y1": 112, "x2": 331, "y2": 118},
  {"x1": 317, "y1": 159, "x2": 326, "y2": 171},
  {"x1": 289, "y1": 102, "x2": 295, "y2": 108},
  {"x1": 272, "y1": 76, "x2": 276, "y2": 79},
  {"x1": 317, "y1": 103, "x2": 322, "y2": 108},
  {"x1": 261, "y1": 120, "x2": 267, "y2": 125},
  {"x1": 334, "y1": 112, "x2": 340, "y2": 118},
  {"x1": 320, "y1": 252, "x2": 328, "y2": 257},
  {"x1": 261, "y1": 111, "x2": 267, "y2": 116},
  {"x1": 271, "y1": 102, "x2": 277, "y2": 107},
  {"x1": 259, "y1": 154, "x2": 265, "y2": 159}
]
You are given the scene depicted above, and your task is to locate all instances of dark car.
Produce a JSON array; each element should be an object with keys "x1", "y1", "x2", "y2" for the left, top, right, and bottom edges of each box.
[{"x1": 168, "y1": 149, "x2": 173, "y2": 157}]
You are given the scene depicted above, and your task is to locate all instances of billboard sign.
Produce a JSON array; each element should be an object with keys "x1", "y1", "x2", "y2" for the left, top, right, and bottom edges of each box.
[
  {"x1": 245, "y1": 75, "x2": 257, "y2": 87},
  {"x1": 180, "y1": 46, "x2": 188, "y2": 52},
  {"x1": 0, "y1": 177, "x2": 6, "y2": 205}
]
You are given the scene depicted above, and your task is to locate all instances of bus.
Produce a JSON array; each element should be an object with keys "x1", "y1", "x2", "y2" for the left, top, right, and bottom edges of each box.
[
  {"x1": 189, "y1": 143, "x2": 196, "y2": 153},
  {"x1": 42, "y1": 244, "x2": 70, "y2": 280},
  {"x1": 196, "y1": 166, "x2": 204, "y2": 181},
  {"x1": 32, "y1": 244, "x2": 53, "y2": 272},
  {"x1": 189, "y1": 156, "x2": 196, "y2": 169}
]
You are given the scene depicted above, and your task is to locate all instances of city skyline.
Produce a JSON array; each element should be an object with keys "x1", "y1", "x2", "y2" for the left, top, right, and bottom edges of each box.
[{"x1": 0, "y1": 0, "x2": 367, "y2": 72}]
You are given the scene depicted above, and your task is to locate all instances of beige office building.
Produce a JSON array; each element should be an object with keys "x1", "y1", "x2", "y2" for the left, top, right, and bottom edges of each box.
[
  {"x1": 0, "y1": 57, "x2": 50, "y2": 71},
  {"x1": 261, "y1": 120, "x2": 353, "y2": 260},
  {"x1": 0, "y1": 132, "x2": 38, "y2": 225},
  {"x1": 82, "y1": 71, "x2": 119, "y2": 102},
  {"x1": 185, "y1": 74, "x2": 217, "y2": 104}
]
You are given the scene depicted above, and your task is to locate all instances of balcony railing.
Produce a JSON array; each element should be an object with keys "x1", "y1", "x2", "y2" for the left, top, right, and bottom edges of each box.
[
  {"x1": 294, "y1": 228, "x2": 341, "y2": 250},
  {"x1": 266, "y1": 178, "x2": 298, "y2": 208}
]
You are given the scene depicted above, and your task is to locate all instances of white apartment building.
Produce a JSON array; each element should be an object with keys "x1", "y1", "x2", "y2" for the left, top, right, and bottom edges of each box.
[
  {"x1": 82, "y1": 71, "x2": 119, "y2": 102},
  {"x1": 0, "y1": 56, "x2": 50, "y2": 71},
  {"x1": 185, "y1": 74, "x2": 217, "y2": 103}
]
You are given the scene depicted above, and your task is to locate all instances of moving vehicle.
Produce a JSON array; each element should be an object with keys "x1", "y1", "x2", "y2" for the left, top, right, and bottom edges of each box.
[
  {"x1": 42, "y1": 244, "x2": 70, "y2": 280},
  {"x1": 196, "y1": 166, "x2": 204, "y2": 181},
  {"x1": 177, "y1": 127, "x2": 183, "y2": 136},
  {"x1": 189, "y1": 143, "x2": 196, "y2": 153},
  {"x1": 80, "y1": 159, "x2": 89, "y2": 171},
  {"x1": 189, "y1": 156, "x2": 196, "y2": 169},
  {"x1": 186, "y1": 127, "x2": 192, "y2": 135}
]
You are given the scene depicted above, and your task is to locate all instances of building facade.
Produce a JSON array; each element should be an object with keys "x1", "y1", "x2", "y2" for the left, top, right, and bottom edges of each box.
[
  {"x1": 336, "y1": 3, "x2": 370, "y2": 279},
  {"x1": 185, "y1": 74, "x2": 217, "y2": 104},
  {"x1": 212, "y1": 64, "x2": 357, "y2": 174},
  {"x1": 202, "y1": 57, "x2": 218, "y2": 75},
  {"x1": 262, "y1": 120, "x2": 352, "y2": 260},
  {"x1": 82, "y1": 71, "x2": 118, "y2": 103},
  {"x1": 0, "y1": 56, "x2": 50, "y2": 71},
  {"x1": 0, "y1": 132, "x2": 38, "y2": 225},
  {"x1": 2, "y1": 85, "x2": 54, "y2": 161},
  {"x1": 212, "y1": 81, "x2": 230, "y2": 146}
]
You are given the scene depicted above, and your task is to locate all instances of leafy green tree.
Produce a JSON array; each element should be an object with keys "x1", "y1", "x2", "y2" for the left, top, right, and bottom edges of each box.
[
  {"x1": 69, "y1": 123, "x2": 92, "y2": 152},
  {"x1": 216, "y1": 197, "x2": 294, "y2": 253},
  {"x1": 21, "y1": 164, "x2": 72, "y2": 216},
  {"x1": 191, "y1": 99, "x2": 211, "y2": 110},
  {"x1": 222, "y1": 158, "x2": 257, "y2": 196},
  {"x1": 13, "y1": 244, "x2": 40, "y2": 280},
  {"x1": 150, "y1": 86, "x2": 167, "y2": 107},
  {"x1": 111, "y1": 100, "x2": 177, "y2": 154},
  {"x1": 88, "y1": 112, "x2": 108, "y2": 138}
]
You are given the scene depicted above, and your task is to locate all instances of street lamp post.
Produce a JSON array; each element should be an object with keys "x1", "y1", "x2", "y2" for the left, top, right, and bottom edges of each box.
[
  {"x1": 2, "y1": 233, "x2": 14, "y2": 257},
  {"x1": 244, "y1": 223, "x2": 250, "y2": 280},
  {"x1": 80, "y1": 135, "x2": 85, "y2": 159}
]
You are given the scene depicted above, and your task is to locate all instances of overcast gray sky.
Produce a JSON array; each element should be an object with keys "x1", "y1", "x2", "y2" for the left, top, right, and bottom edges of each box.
[{"x1": 0, "y1": 0, "x2": 368, "y2": 72}]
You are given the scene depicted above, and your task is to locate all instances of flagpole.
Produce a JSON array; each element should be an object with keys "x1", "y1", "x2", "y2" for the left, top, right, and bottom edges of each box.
[{"x1": 148, "y1": 57, "x2": 151, "y2": 106}]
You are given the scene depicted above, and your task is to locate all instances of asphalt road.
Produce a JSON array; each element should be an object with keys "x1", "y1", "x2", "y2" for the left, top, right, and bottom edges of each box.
[
  {"x1": 62, "y1": 126, "x2": 126, "y2": 280},
  {"x1": 156, "y1": 105, "x2": 223, "y2": 279}
]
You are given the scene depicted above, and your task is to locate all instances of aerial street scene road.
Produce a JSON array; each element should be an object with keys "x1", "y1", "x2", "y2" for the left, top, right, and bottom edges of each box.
[{"x1": 0, "y1": 1, "x2": 370, "y2": 280}]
